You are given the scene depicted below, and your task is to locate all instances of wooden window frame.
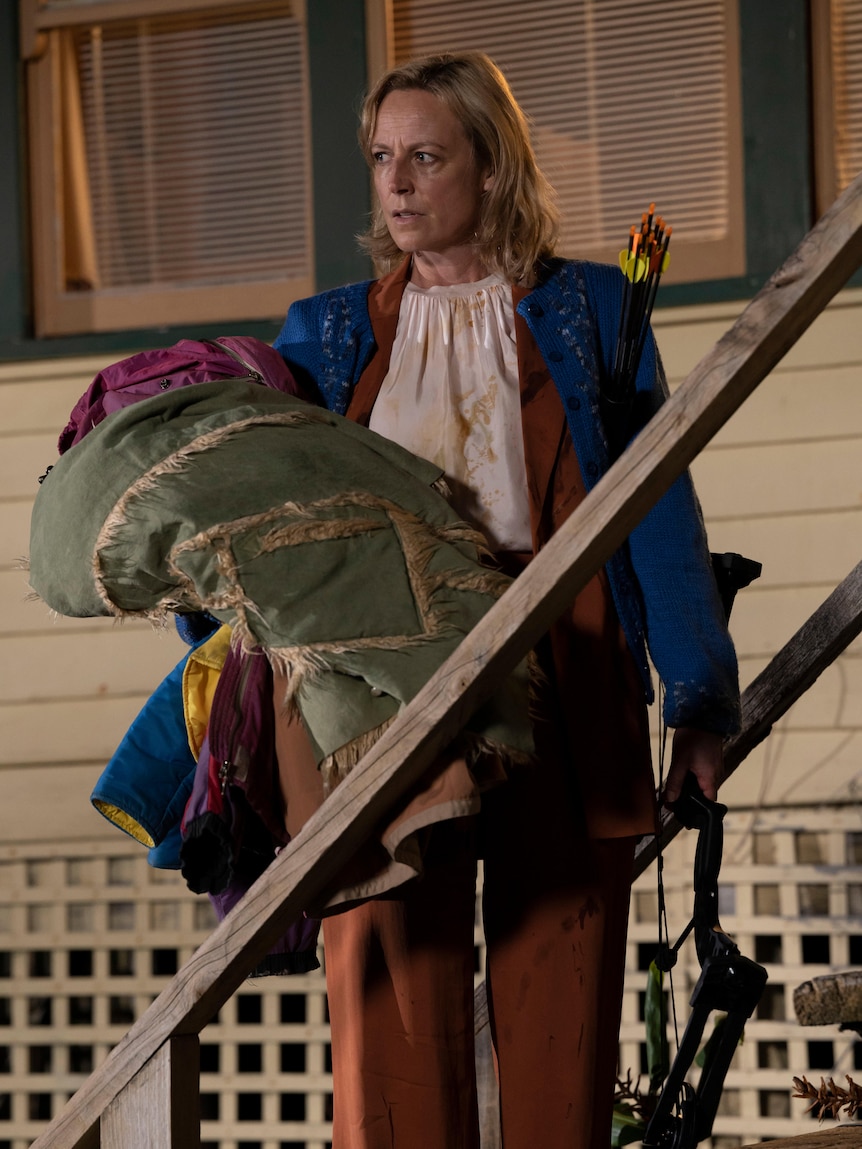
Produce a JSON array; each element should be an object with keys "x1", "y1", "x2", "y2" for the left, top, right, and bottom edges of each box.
[
  {"x1": 364, "y1": 0, "x2": 746, "y2": 286},
  {"x1": 21, "y1": 0, "x2": 314, "y2": 338}
]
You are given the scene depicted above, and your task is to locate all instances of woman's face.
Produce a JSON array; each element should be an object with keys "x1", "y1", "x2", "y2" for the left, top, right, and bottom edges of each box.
[{"x1": 370, "y1": 88, "x2": 493, "y2": 267}]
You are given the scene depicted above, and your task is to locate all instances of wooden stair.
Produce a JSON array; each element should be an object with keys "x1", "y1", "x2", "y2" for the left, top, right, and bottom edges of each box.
[{"x1": 26, "y1": 170, "x2": 862, "y2": 1149}]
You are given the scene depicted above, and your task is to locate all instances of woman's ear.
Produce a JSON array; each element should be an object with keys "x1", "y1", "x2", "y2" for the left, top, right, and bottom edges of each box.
[{"x1": 483, "y1": 169, "x2": 496, "y2": 193}]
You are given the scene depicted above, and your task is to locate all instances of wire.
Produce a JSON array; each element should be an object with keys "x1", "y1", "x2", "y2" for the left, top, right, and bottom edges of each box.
[{"x1": 655, "y1": 683, "x2": 681, "y2": 1052}]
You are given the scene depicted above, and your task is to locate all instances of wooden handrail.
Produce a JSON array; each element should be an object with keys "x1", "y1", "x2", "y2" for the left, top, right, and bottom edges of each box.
[
  {"x1": 473, "y1": 557, "x2": 862, "y2": 1107},
  {"x1": 29, "y1": 171, "x2": 862, "y2": 1148}
]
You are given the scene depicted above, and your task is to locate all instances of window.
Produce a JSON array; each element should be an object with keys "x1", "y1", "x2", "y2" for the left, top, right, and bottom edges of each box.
[
  {"x1": 279, "y1": 1093, "x2": 306, "y2": 1121},
  {"x1": 801, "y1": 934, "x2": 831, "y2": 964},
  {"x1": 280, "y1": 1043, "x2": 306, "y2": 1072},
  {"x1": 812, "y1": 0, "x2": 862, "y2": 214},
  {"x1": 151, "y1": 948, "x2": 178, "y2": 976},
  {"x1": 753, "y1": 884, "x2": 781, "y2": 916},
  {"x1": 67, "y1": 903, "x2": 95, "y2": 932},
  {"x1": 107, "y1": 902, "x2": 135, "y2": 930},
  {"x1": 149, "y1": 902, "x2": 180, "y2": 930},
  {"x1": 633, "y1": 890, "x2": 658, "y2": 922},
  {"x1": 109, "y1": 949, "x2": 135, "y2": 977},
  {"x1": 280, "y1": 993, "x2": 306, "y2": 1023},
  {"x1": 798, "y1": 883, "x2": 830, "y2": 916},
  {"x1": 807, "y1": 1040, "x2": 835, "y2": 1069},
  {"x1": 848, "y1": 831, "x2": 862, "y2": 864},
  {"x1": 28, "y1": 1046, "x2": 51, "y2": 1074},
  {"x1": 68, "y1": 996, "x2": 93, "y2": 1025},
  {"x1": 22, "y1": 0, "x2": 313, "y2": 336},
  {"x1": 752, "y1": 832, "x2": 776, "y2": 865},
  {"x1": 757, "y1": 1040, "x2": 788, "y2": 1069},
  {"x1": 68, "y1": 950, "x2": 93, "y2": 977},
  {"x1": 796, "y1": 831, "x2": 828, "y2": 864},
  {"x1": 237, "y1": 1044, "x2": 263, "y2": 1073},
  {"x1": 716, "y1": 1089, "x2": 740, "y2": 1116},
  {"x1": 759, "y1": 1089, "x2": 790, "y2": 1118},
  {"x1": 106, "y1": 857, "x2": 136, "y2": 886},
  {"x1": 27, "y1": 1094, "x2": 51, "y2": 1121},
  {"x1": 237, "y1": 995, "x2": 263, "y2": 1025},
  {"x1": 636, "y1": 942, "x2": 657, "y2": 972},
  {"x1": 199, "y1": 1092, "x2": 220, "y2": 1121},
  {"x1": 69, "y1": 1045, "x2": 94, "y2": 1074},
  {"x1": 756, "y1": 984, "x2": 786, "y2": 1021},
  {"x1": 237, "y1": 1093, "x2": 263, "y2": 1121},
  {"x1": 28, "y1": 952, "x2": 52, "y2": 978},
  {"x1": 717, "y1": 884, "x2": 737, "y2": 917},
  {"x1": 378, "y1": 0, "x2": 746, "y2": 283},
  {"x1": 28, "y1": 997, "x2": 52, "y2": 1026},
  {"x1": 754, "y1": 935, "x2": 782, "y2": 964},
  {"x1": 849, "y1": 883, "x2": 862, "y2": 916},
  {"x1": 109, "y1": 995, "x2": 136, "y2": 1025}
]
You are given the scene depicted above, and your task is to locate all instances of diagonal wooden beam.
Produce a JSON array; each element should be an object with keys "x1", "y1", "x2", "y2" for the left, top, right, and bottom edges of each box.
[
  {"x1": 473, "y1": 558, "x2": 862, "y2": 1088},
  {"x1": 29, "y1": 173, "x2": 862, "y2": 1149}
]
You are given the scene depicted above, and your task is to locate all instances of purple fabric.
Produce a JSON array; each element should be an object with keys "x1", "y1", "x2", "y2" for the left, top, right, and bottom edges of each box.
[
  {"x1": 63, "y1": 334, "x2": 319, "y2": 972},
  {"x1": 58, "y1": 336, "x2": 305, "y2": 454},
  {"x1": 181, "y1": 664, "x2": 321, "y2": 973},
  {"x1": 208, "y1": 882, "x2": 321, "y2": 975}
]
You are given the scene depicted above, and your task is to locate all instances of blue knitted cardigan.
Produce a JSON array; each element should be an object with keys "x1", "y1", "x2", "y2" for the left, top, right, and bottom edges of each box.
[{"x1": 274, "y1": 258, "x2": 741, "y2": 736}]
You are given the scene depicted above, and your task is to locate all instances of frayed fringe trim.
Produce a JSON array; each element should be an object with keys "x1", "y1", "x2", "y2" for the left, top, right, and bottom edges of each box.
[
  {"x1": 459, "y1": 730, "x2": 535, "y2": 775},
  {"x1": 432, "y1": 475, "x2": 452, "y2": 500},
  {"x1": 22, "y1": 584, "x2": 171, "y2": 636},
  {"x1": 320, "y1": 716, "x2": 399, "y2": 796},
  {"x1": 526, "y1": 649, "x2": 549, "y2": 721},
  {"x1": 262, "y1": 627, "x2": 435, "y2": 704}
]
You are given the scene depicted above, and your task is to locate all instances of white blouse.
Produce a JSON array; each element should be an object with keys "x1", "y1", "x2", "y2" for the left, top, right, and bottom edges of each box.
[{"x1": 369, "y1": 274, "x2": 531, "y2": 552}]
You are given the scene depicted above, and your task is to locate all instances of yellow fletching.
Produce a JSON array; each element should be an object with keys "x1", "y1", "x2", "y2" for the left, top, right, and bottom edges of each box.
[{"x1": 619, "y1": 253, "x2": 647, "y2": 283}]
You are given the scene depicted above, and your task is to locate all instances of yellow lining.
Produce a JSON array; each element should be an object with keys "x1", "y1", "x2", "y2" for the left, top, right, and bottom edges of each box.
[{"x1": 92, "y1": 801, "x2": 155, "y2": 847}]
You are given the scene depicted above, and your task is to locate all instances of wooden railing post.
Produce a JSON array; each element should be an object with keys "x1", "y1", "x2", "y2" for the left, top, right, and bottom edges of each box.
[{"x1": 100, "y1": 1035, "x2": 200, "y2": 1149}]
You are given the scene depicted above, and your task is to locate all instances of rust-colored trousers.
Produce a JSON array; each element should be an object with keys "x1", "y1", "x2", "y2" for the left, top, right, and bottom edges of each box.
[{"x1": 322, "y1": 745, "x2": 636, "y2": 1149}]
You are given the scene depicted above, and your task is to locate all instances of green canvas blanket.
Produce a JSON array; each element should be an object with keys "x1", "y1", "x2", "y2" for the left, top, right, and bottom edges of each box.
[{"x1": 29, "y1": 382, "x2": 532, "y2": 780}]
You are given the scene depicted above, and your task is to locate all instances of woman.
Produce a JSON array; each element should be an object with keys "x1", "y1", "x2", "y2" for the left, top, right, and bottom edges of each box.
[{"x1": 274, "y1": 51, "x2": 739, "y2": 1149}]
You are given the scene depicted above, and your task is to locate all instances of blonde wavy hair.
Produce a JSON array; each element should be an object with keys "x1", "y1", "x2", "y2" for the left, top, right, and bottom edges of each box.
[{"x1": 358, "y1": 51, "x2": 559, "y2": 286}]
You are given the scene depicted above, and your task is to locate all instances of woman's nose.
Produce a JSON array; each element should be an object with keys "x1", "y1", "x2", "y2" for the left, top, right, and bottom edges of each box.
[{"x1": 388, "y1": 159, "x2": 413, "y2": 194}]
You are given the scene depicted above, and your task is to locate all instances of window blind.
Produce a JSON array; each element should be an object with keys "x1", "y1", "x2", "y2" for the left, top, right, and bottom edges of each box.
[
  {"x1": 74, "y1": 4, "x2": 308, "y2": 289},
  {"x1": 829, "y1": 0, "x2": 862, "y2": 196},
  {"x1": 25, "y1": 0, "x2": 313, "y2": 335},
  {"x1": 388, "y1": 0, "x2": 745, "y2": 283}
]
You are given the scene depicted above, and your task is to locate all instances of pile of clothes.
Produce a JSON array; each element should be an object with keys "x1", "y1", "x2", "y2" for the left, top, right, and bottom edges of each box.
[{"x1": 28, "y1": 337, "x2": 533, "y2": 973}]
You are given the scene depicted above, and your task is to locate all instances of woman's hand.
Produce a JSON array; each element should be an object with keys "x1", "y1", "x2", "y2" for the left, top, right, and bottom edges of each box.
[{"x1": 662, "y1": 726, "x2": 725, "y2": 807}]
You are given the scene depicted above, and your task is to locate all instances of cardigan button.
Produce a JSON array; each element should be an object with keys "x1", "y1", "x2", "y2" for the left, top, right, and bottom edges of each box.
[
  {"x1": 526, "y1": 303, "x2": 544, "y2": 317},
  {"x1": 566, "y1": 395, "x2": 580, "y2": 411},
  {"x1": 548, "y1": 350, "x2": 563, "y2": 362},
  {"x1": 586, "y1": 461, "x2": 599, "y2": 477}
]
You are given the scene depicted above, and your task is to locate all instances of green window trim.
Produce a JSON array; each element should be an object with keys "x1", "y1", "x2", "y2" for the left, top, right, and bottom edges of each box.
[{"x1": 0, "y1": 0, "x2": 852, "y2": 361}]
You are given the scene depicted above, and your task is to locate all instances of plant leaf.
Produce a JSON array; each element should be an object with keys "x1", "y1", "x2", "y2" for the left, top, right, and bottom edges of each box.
[
  {"x1": 612, "y1": 1104, "x2": 646, "y2": 1147},
  {"x1": 645, "y1": 960, "x2": 669, "y2": 1094}
]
